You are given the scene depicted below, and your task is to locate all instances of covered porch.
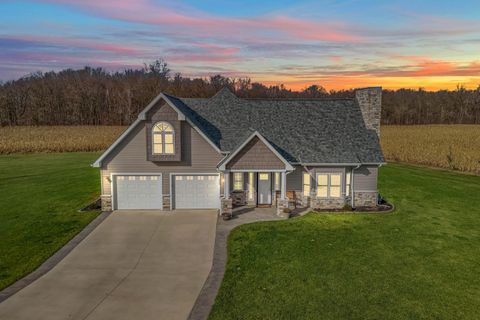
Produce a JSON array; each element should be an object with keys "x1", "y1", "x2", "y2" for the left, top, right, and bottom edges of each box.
[
  {"x1": 222, "y1": 170, "x2": 289, "y2": 209},
  {"x1": 217, "y1": 131, "x2": 294, "y2": 217}
]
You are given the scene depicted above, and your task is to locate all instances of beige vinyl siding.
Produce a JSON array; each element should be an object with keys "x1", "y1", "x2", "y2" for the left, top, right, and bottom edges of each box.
[
  {"x1": 226, "y1": 136, "x2": 285, "y2": 170},
  {"x1": 101, "y1": 121, "x2": 222, "y2": 195},
  {"x1": 286, "y1": 166, "x2": 304, "y2": 191},
  {"x1": 354, "y1": 165, "x2": 378, "y2": 191}
]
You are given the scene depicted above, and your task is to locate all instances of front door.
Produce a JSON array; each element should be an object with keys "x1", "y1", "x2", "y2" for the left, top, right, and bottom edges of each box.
[{"x1": 257, "y1": 172, "x2": 272, "y2": 205}]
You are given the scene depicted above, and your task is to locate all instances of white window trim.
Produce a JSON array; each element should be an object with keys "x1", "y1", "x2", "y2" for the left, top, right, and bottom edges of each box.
[
  {"x1": 152, "y1": 121, "x2": 175, "y2": 155},
  {"x1": 233, "y1": 172, "x2": 243, "y2": 191},
  {"x1": 316, "y1": 173, "x2": 343, "y2": 199}
]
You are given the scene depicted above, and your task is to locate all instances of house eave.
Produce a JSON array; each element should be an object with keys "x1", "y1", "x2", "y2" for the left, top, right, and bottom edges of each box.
[{"x1": 291, "y1": 162, "x2": 386, "y2": 166}]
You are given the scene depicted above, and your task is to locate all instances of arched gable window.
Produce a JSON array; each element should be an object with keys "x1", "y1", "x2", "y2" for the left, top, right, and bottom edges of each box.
[{"x1": 152, "y1": 122, "x2": 175, "y2": 155}]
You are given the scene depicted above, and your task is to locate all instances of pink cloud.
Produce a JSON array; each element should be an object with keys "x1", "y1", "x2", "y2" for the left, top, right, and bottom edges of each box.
[{"x1": 34, "y1": 0, "x2": 359, "y2": 43}]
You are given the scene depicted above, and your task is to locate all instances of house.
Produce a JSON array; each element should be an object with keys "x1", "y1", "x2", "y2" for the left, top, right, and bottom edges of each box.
[{"x1": 92, "y1": 87, "x2": 385, "y2": 215}]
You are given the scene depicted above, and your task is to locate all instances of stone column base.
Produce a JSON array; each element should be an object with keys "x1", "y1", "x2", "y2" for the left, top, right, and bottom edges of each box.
[
  {"x1": 221, "y1": 198, "x2": 233, "y2": 217},
  {"x1": 162, "y1": 195, "x2": 171, "y2": 210},
  {"x1": 101, "y1": 195, "x2": 112, "y2": 211},
  {"x1": 276, "y1": 198, "x2": 289, "y2": 217}
]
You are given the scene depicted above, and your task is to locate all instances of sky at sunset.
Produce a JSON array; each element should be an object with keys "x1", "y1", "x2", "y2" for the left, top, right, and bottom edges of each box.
[{"x1": 1, "y1": 0, "x2": 480, "y2": 90}]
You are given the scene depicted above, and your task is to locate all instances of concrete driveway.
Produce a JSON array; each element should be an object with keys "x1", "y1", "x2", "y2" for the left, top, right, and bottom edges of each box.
[{"x1": 0, "y1": 210, "x2": 218, "y2": 320}]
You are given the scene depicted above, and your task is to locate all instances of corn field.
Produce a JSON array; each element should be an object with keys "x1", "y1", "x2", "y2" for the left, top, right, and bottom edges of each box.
[
  {"x1": 381, "y1": 125, "x2": 480, "y2": 174},
  {"x1": 0, "y1": 125, "x2": 479, "y2": 175},
  {"x1": 0, "y1": 126, "x2": 126, "y2": 154}
]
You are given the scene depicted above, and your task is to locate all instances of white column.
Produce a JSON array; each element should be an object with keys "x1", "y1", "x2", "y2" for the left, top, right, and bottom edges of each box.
[
  {"x1": 281, "y1": 171, "x2": 287, "y2": 200},
  {"x1": 224, "y1": 172, "x2": 230, "y2": 198}
]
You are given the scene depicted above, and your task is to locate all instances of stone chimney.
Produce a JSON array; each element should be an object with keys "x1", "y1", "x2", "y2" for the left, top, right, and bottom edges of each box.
[{"x1": 355, "y1": 87, "x2": 382, "y2": 137}]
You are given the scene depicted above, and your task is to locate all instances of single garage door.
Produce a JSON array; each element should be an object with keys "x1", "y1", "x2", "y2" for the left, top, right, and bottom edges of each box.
[
  {"x1": 114, "y1": 175, "x2": 163, "y2": 210},
  {"x1": 173, "y1": 174, "x2": 220, "y2": 209}
]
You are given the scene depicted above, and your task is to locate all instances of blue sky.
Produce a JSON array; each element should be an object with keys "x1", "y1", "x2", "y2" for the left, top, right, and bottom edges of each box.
[{"x1": 1, "y1": 0, "x2": 480, "y2": 90}]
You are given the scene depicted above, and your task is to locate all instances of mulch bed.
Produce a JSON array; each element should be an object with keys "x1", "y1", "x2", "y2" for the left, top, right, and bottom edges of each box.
[{"x1": 314, "y1": 203, "x2": 394, "y2": 213}]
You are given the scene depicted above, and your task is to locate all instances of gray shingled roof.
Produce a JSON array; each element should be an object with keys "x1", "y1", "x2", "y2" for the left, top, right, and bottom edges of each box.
[{"x1": 165, "y1": 88, "x2": 384, "y2": 164}]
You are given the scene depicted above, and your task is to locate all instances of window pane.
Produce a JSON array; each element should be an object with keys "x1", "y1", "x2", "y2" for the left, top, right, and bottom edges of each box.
[
  {"x1": 317, "y1": 186, "x2": 328, "y2": 197},
  {"x1": 259, "y1": 173, "x2": 269, "y2": 180},
  {"x1": 163, "y1": 123, "x2": 173, "y2": 132},
  {"x1": 331, "y1": 174, "x2": 341, "y2": 186},
  {"x1": 153, "y1": 143, "x2": 162, "y2": 154},
  {"x1": 249, "y1": 172, "x2": 254, "y2": 200},
  {"x1": 275, "y1": 172, "x2": 280, "y2": 190},
  {"x1": 164, "y1": 144, "x2": 174, "y2": 154},
  {"x1": 153, "y1": 133, "x2": 162, "y2": 144},
  {"x1": 303, "y1": 185, "x2": 310, "y2": 197},
  {"x1": 234, "y1": 173, "x2": 243, "y2": 190},
  {"x1": 164, "y1": 133, "x2": 173, "y2": 143},
  {"x1": 303, "y1": 173, "x2": 310, "y2": 184},
  {"x1": 317, "y1": 174, "x2": 328, "y2": 186},
  {"x1": 346, "y1": 185, "x2": 350, "y2": 196},
  {"x1": 303, "y1": 173, "x2": 310, "y2": 196},
  {"x1": 330, "y1": 186, "x2": 341, "y2": 198}
]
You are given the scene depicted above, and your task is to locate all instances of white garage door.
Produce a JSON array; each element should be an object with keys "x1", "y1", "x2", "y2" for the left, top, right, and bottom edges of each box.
[
  {"x1": 174, "y1": 174, "x2": 220, "y2": 209},
  {"x1": 114, "y1": 175, "x2": 163, "y2": 210}
]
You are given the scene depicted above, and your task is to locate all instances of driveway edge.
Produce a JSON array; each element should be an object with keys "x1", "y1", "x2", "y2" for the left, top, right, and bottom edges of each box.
[{"x1": 0, "y1": 211, "x2": 111, "y2": 303}]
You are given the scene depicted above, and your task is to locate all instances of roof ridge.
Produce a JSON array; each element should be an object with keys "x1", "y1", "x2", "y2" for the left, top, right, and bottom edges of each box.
[{"x1": 244, "y1": 97, "x2": 354, "y2": 101}]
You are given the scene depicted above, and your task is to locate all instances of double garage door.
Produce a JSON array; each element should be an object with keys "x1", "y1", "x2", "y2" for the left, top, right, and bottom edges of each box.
[{"x1": 113, "y1": 174, "x2": 219, "y2": 210}]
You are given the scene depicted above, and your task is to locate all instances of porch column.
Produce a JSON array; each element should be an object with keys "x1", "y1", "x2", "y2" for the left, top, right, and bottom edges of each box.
[
  {"x1": 224, "y1": 172, "x2": 230, "y2": 198},
  {"x1": 281, "y1": 171, "x2": 287, "y2": 200}
]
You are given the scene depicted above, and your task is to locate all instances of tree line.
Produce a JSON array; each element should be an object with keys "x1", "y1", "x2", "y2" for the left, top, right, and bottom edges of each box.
[{"x1": 1, "y1": 59, "x2": 479, "y2": 126}]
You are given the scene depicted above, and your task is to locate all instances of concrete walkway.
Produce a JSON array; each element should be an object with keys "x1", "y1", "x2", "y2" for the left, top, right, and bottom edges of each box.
[{"x1": 0, "y1": 210, "x2": 217, "y2": 320}]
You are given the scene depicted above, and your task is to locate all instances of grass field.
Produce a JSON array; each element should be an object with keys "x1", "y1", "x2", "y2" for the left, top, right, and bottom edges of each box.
[
  {"x1": 209, "y1": 163, "x2": 480, "y2": 319},
  {"x1": 0, "y1": 153, "x2": 100, "y2": 290},
  {"x1": 0, "y1": 153, "x2": 479, "y2": 318},
  {"x1": 1, "y1": 125, "x2": 479, "y2": 174}
]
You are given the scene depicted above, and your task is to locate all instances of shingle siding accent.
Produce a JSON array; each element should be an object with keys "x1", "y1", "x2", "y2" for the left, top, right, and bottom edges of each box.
[
  {"x1": 101, "y1": 121, "x2": 222, "y2": 195},
  {"x1": 226, "y1": 136, "x2": 285, "y2": 170}
]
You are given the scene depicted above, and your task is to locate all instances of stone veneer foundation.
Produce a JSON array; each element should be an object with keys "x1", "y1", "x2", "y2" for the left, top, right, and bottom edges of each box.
[
  {"x1": 101, "y1": 195, "x2": 112, "y2": 211},
  {"x1": 354, "y1": 192, "x2": 378, "y2": 207}
]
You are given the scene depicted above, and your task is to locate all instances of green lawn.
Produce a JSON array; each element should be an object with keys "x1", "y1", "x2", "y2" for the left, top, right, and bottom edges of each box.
[
  {"x1": 0, "y1": 153, "x2": 100, "y2": 290},
  {"x1": 210, "y1": 164, "x2": 480, "y2": 319}
]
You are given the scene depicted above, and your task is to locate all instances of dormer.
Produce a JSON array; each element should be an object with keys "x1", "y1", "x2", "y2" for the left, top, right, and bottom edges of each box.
[{"x1": 145, "y1": 102, "x2": 182, "y2": 162}]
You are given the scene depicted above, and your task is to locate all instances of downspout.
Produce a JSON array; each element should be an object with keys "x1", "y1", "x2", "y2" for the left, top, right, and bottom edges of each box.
[{"x1": 351, "y1": 164, "x2": 361, "y2": 209}]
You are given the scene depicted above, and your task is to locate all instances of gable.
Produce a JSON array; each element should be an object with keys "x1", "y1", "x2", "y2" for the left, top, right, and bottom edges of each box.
[
  {"x1": 92, "y1": 93, "x2": 222, "y2": 167},
  {"x1": 226, "y1": 136, "x2": 286, "y2": 170}
]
